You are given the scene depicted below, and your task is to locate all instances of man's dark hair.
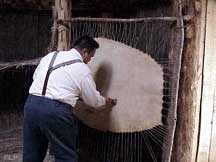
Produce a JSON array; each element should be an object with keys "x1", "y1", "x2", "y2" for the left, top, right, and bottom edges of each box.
[{"x1": 73, "y1": 35, "x2": 99, "y2": 51}]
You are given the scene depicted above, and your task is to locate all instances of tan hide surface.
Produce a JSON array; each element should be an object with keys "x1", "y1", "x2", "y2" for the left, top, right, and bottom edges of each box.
[{"x1": 73, "y1": 38, "x2": 163, "y2": 132}]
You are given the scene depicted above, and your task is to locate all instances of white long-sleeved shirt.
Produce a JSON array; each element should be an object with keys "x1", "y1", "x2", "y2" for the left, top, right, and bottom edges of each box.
[{"x1": 29, "y1": 48, "x2": 106, "y2": 108}]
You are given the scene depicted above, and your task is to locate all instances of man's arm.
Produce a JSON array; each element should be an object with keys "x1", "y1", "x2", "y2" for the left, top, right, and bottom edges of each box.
[{"x1": 80, "y1": 74, "x2": 117, "y2": 108}]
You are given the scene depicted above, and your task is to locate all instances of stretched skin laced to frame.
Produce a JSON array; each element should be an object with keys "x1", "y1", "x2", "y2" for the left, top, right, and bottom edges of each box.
[{"x1": 69, "y1": 18, "x2": 183, "y2": 162}]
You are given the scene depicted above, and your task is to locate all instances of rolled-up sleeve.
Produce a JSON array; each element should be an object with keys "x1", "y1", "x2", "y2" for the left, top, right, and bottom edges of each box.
[{"x1": 80, "y1": 74, "x2": 106, "y2": 108}]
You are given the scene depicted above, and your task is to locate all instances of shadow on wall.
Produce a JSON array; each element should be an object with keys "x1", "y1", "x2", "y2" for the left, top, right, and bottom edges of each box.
[{"x1": 94, "y1": 62, "x2": 113, "y2": 97}]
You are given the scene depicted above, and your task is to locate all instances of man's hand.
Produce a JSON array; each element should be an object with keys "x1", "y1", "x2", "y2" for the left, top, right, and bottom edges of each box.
[{"x1": 106, "y1": 97, "x2": 117, "y2": 107}]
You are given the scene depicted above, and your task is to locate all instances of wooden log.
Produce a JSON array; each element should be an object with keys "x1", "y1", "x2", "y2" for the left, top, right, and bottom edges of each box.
[
  {"x1": 190, "y1": 0, "x2": 207, "y2": 161},
  {"x1": 47, "y1": 6, "x2": 58, "y2": 53},
  {"x1": 57, "y1": 15, "x2": 193, "y2": 23},
  {"x1": 171, "y1": 0, "x2": 205, "y2": 162},
  {"x1": 55, "y1": 0, "x2": 72, "y2": 51}
]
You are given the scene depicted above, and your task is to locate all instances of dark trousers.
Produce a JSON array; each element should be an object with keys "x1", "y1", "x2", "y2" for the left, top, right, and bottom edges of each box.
[{"x1": 23, "y1": 95, "x2": 79, "y2": 162}]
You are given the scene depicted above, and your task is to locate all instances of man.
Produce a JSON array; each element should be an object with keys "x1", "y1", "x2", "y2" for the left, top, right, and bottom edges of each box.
[{"x1": 23, "y1": 35, "x2": 117, "y2": 162}]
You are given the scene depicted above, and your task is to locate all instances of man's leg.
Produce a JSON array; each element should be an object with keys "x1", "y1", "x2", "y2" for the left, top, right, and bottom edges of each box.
[
  {"x1": 23, "y1": 96, "x2": 49, "y2": 162},
  {"x1": 42, "y1": 101, "x2": 79, "y2": 162}
]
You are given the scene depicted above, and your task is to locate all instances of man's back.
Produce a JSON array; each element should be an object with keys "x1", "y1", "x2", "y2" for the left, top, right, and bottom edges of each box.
[{"x1": 29, "y1": 49, "x2": 90, "y2": 107}]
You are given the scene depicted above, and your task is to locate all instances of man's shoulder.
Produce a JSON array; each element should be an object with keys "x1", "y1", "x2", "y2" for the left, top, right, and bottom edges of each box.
[
  {"x1": 41, "y1": 51, "x2": 56, "y2": 61},
  {"x1": 77, "y1": 63, "x2": 91, "y2": 74}
]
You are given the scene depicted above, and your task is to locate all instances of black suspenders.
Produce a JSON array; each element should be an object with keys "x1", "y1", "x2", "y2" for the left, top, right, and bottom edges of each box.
[{"x1": 42, "y1": 51, "x2": 82, "y2": 96}]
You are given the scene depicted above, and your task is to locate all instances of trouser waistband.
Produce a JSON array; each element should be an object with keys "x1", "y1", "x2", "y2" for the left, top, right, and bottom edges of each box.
[{"x1": 27, "y1": 94, "x2": 73, "y2": 112}]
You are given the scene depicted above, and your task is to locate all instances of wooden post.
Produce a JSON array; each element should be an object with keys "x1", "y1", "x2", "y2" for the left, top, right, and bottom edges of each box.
[
  {"x1": 55, "y1": 0, "x2": 72, "y2": 51},
  {"x1": 171, "y1": 0, "x2": 205, "y2": 162},
  {"x1": 190, "y1": 0, "x2": 207, "y2": 161}
]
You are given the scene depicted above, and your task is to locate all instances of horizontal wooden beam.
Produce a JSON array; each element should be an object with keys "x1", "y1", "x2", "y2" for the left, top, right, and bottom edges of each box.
[{"x1": 57, "y1": 15, "x2": 193, "y2": 23}]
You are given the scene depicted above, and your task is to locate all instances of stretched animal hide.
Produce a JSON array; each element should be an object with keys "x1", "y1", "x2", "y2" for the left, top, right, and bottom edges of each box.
[{"x1": 74, "y1": 38, "x2": 163, "y2": 133}]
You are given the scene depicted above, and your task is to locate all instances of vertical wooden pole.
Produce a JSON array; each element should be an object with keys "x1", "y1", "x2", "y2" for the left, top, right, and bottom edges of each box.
[
  {"x1": 55, "y1": 0, "x2": 72, "y2": 51},
  {"x1": 190, "y1": 0, "x2": 207, "y2": 161},
  {"x1": 171, "y1": 1, "x2": 206, "y2": 162},
  {"x1": 47, "y1": 6, "x2": 58, "y2": 53}
]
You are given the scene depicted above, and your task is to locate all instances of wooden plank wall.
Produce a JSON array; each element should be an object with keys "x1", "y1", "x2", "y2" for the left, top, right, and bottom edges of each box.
[{"x1": 196, "y1": 0, "x2": 216, "y2": 161}]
